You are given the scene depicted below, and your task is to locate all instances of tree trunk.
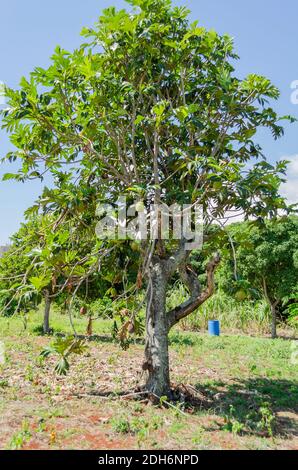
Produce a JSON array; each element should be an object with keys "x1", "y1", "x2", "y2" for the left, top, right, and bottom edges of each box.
[
  {"x1": 270, "y1": 303, "x2": 277, "y2": 339},
  {"x1": 142, "y1": 252, "x2": 220, "y2": 399},
  {"x1": 262, "y1": 278, "x2": 278, "y2": 339},
  {"x1": 43, "y1": 290, "x2": 51, "y2": 335},
  {"x1": 143, "y1": 260, "x2": 171, "y2": 398}
]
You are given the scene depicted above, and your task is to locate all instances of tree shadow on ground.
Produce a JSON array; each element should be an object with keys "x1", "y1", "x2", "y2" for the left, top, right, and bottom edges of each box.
[{"x1": 188, "y1": 377, "x2": 298, "y2": 438}]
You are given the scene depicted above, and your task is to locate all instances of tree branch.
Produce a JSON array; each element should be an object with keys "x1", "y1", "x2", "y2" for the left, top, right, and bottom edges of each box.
[
  {"x1": 166, "y1": 239, "x2": 188, "y2": 275},
  {"x1": 178, "y1": 263, "x2": 201, "y2": 300},
  {"x1": 168, "y1": 253, "x2": 221, "y2": 328}
]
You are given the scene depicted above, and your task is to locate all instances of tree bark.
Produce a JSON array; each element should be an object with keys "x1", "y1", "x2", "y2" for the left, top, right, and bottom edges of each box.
[
  {"x1": 142, "y1": 253, "x2": 220, "y2": 399},
  {"x1": 168, "y1": 254, "x2": 221, "y2": 328},
  {"x1": 262, "y1": 278, "x2": 278, "y2": 339},
  {"x1": 143, "y1": 259, "x2": 171, "y2": 398},
  {"x1": 43, "y1": 290, "x2": 51, "y2": 335}
]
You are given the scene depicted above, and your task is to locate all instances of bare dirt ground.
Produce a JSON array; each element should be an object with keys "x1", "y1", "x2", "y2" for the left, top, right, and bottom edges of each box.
[{"x1": 0, "y1": 332, "x2": 297, "y2": 450}]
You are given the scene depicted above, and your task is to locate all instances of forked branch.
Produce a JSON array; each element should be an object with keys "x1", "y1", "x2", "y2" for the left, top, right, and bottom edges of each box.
[{"x1": 168, "y1": 253, "x2": 221, "y2": 328}]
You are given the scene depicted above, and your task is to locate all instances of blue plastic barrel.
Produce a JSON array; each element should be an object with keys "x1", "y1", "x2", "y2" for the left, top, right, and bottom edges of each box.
[{"x1": 208, "y1": 320, "x2": 220, "y2": 336}]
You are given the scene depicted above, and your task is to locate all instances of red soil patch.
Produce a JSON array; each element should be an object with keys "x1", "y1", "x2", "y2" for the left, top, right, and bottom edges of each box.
[
  {"x1": 65, "y1": 431, "x2": 134, "y2": 450},
  {"x1": 23, "y1": 440, "x2": 44, "y2": 450}
]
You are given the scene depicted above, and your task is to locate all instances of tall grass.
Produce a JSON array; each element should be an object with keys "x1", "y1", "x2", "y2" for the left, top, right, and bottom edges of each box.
[
  {"x1": 167, "y1": 283, "x2": 272, "y2": 335},
  {"x1": 0, "y1": 284, "x2": 294, "y2": 338}
]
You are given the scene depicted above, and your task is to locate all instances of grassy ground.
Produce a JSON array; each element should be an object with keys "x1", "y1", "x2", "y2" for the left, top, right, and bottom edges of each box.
[{"x1": 0, "y1": 310, "x2": 297, "y2": 450}]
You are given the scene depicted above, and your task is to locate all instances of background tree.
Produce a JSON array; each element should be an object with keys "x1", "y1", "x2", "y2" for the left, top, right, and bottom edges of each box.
[
  {"x1": 1, "y1": 0, "x2": 291, "y2": 397},
  {"x1": 223, "y1": 217, "x2": 298, "y2": 338},
  {"x1": 0, "y1": 189, "x2": 141, "y2": 335},
  {"x1": 0, "y1": 211, "x2": 97, "y2": 334},
  {"x1": 0, "y1": 219, "x2": 42, "y2": 324}
]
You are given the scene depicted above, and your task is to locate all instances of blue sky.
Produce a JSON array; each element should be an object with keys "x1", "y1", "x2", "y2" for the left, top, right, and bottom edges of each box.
[{"x1": 0, "y1": 0, "x2": 298, "y2": 244}]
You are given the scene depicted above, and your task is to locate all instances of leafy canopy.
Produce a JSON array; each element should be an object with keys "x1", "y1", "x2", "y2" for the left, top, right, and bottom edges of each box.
[
  {"x1": 0, "y1": 0, "x2": 293, "y2": 333},
  {"x1": 1, "y1": 0, "x2": 290, "y2": 227},
  {"x1": 224, "y1": 217, "x2": 298, "y2": 305}
]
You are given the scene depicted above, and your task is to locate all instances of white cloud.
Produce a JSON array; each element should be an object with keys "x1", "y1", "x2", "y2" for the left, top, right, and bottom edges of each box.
[{"x1": 280, "y1": 155, "x2": 298, "y2": 205}]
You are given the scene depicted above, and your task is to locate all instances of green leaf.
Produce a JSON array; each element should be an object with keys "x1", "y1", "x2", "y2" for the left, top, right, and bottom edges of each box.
[
  {"x1": 2, "y1": 173, "x2": 17, "y2": 181},
  {"x1": 54, "y1": 357, "x2": 70, "y2": 376},
  {"x1": 29, "y1": 276, "x2": 50, "y2": 292}
]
